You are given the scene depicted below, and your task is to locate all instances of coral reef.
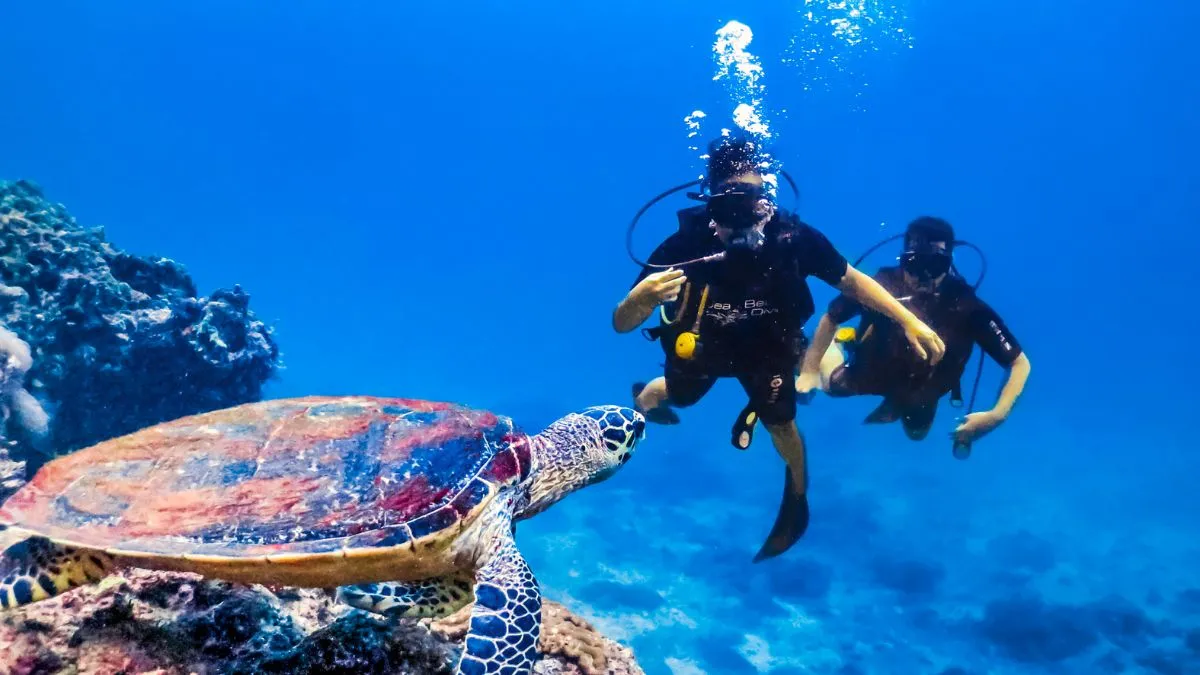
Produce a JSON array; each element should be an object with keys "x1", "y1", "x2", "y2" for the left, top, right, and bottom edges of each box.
[
  {"x1": 576, "y1": 581, "x2": 665, "y2": 614},
  {"x1": 0, "y1": 320, "x2": 43, "y2": 500},
  {"x1": 0, "y1": 325, "x2": 45, "y2": 493},
  {"x1": 0, "y1": 446, "x2": 22, "y2": 503},
  {"x1": 974, "y1": 592, "x2": 1174, "y2": 666},
  {"x1": 977, "y1": 594, "x2": 1101, "y2": 663},
  {"x1": 870, "y1": 555, "x2": 946, "y2": 597},
  {"x1": 984, "y1": 530, "x2": 1057, "y2": 574},
  {"x1": 0, "y1": 325, "x2": 48, "y2": 445},
  {"x1": 0, "y1": 568, "x2": 643, "y2": 675},
  {"x1": 0, "y1": 179, "x2": 280, "y2": 471}
]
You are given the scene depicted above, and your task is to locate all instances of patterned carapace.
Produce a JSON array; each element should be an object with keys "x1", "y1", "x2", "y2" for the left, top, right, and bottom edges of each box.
[{"x1": 0, "y1": 396, "x2": 533, "y2": 558}]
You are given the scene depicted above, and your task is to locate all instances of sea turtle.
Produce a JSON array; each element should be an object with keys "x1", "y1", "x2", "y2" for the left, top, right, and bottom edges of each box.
[{"x1": 0, "y1": 395, "x2": 645, "y2": 674}]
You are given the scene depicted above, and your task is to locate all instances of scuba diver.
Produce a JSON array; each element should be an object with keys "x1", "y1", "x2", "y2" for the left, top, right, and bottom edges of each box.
[
  {"x1": 796, "y1": 216, "x2": 1031, "y2": 456},
  {"x1": 612, "y1": 134, "x2": 946, "y2": 561}
]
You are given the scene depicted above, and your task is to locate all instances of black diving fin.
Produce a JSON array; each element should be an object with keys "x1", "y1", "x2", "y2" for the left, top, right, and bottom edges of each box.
[{"x1": 752, "y1": 466, "x2": 810, "y2": 563}]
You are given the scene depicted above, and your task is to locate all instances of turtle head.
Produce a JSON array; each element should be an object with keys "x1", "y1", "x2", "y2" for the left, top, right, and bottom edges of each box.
[{"x1": 522, "y1": 405, "x2": 645, "y2": 516}]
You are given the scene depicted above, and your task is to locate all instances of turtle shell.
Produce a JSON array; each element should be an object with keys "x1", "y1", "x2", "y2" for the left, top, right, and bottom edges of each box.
[{"x1": 0, "y1": 396, "x2": 533, "y2": 560}]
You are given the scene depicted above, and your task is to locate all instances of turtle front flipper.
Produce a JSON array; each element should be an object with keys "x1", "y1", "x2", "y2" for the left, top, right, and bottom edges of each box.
[
  {"x1": 456, "y1": 522, "x2": 541, "y2": 675},
  {"x1": 337, "y1": 574, "x2": 474, "y2": 619},
  {"x1": 0, "y1": 533, "x2": 114, "y2": 609}
]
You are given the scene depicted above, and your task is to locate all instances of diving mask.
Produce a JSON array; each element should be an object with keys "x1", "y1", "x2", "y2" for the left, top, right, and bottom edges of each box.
[
  {"x1": 900, "y1": 240, "x2": 952, "y2": 282},
  {"x1": 707, "y1": 184, "x2": 767, "y2": 228},
  {"x1": 707, "y1": 183, "x2": 771, "y2": 252}
]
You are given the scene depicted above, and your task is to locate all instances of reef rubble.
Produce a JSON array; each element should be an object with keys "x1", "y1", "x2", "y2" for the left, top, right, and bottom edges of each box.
[{"x1": 0, "y1": 567, "x2": 643, "y2": 675}]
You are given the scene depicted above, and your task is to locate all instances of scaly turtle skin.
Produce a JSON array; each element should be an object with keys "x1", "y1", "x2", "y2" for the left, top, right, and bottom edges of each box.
[{"x1": 0, "y1": 395, "x2": 646, "y2": 675}]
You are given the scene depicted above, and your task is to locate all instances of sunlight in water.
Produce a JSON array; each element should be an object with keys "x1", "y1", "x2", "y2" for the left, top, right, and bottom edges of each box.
[{"x1": 784, "y1": 0, "x2": 914, "y2": 97}]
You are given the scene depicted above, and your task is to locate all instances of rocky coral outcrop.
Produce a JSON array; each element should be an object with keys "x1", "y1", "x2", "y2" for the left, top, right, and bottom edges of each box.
[
  {"x1": 0, "y1": 323, "x2": 43, "y2": 499},
  {"x1": 0, "y1": 179, "x2": 280, "y2": 472},
  {"x1": 0, "y1": 326, "x2": 47, "y2": 445},
  {"x1": 0, "y1": 568, "x2": 643, "y2": 675}
]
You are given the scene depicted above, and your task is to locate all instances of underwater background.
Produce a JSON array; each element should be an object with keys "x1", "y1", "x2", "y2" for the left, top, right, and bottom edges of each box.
[{"x1": 1, "y1": 1, "x2": 1197, "y2": 673}]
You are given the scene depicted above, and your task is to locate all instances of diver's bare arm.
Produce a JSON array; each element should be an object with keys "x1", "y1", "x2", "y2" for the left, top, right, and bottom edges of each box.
[
  {"x1": 835, "y1": 266, "x2": 923, "y2": 331},
  {"x1": 991, "y1": 352, "x2": 1031, "y2": 419},
  {"x1": 800, "y1": 313, "x2": 838, "y2": 375},
  {"x1": 612, "y1": 295, "x2": 657, "y2": 333}
]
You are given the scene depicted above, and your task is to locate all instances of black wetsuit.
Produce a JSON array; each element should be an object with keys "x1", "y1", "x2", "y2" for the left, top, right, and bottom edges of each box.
[
  {"x1": 633, "y1": 206, "x2": 849, "y2": 426},
  {"x1": 825, "y1": 265, "x2": 1022, "y2": 438}
]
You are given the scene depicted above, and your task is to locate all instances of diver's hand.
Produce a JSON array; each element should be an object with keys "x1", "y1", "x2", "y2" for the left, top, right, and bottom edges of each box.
[
  {"x1": 631, "y1": 268, "x2": 687, "y2": 308},
  {"x1": 903, "y1": 319, "x2": 945, "y2": 365},
  {"x1": 795, "y1": 370, "x2": 821, "y2": 398},
  {"x1": 952, "y1": 410, "x2": 1003, "y2": 445}
]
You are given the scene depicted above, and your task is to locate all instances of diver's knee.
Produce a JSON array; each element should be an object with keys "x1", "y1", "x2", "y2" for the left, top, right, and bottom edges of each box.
[
  {"x1": 636, "y1": 387, "x2": 666, "y2": 410},
  {"x1": 666, "y1": 394, "x2": 701, "y2": 409},
  {"x1": 763, "y1": 418, "x2": 798, "y2": 436}
]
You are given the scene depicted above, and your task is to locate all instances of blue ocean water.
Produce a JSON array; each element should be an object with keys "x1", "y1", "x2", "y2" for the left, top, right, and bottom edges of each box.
[{"x1": 2, "y1": 1, "x2": 1197, "y2": 673}]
